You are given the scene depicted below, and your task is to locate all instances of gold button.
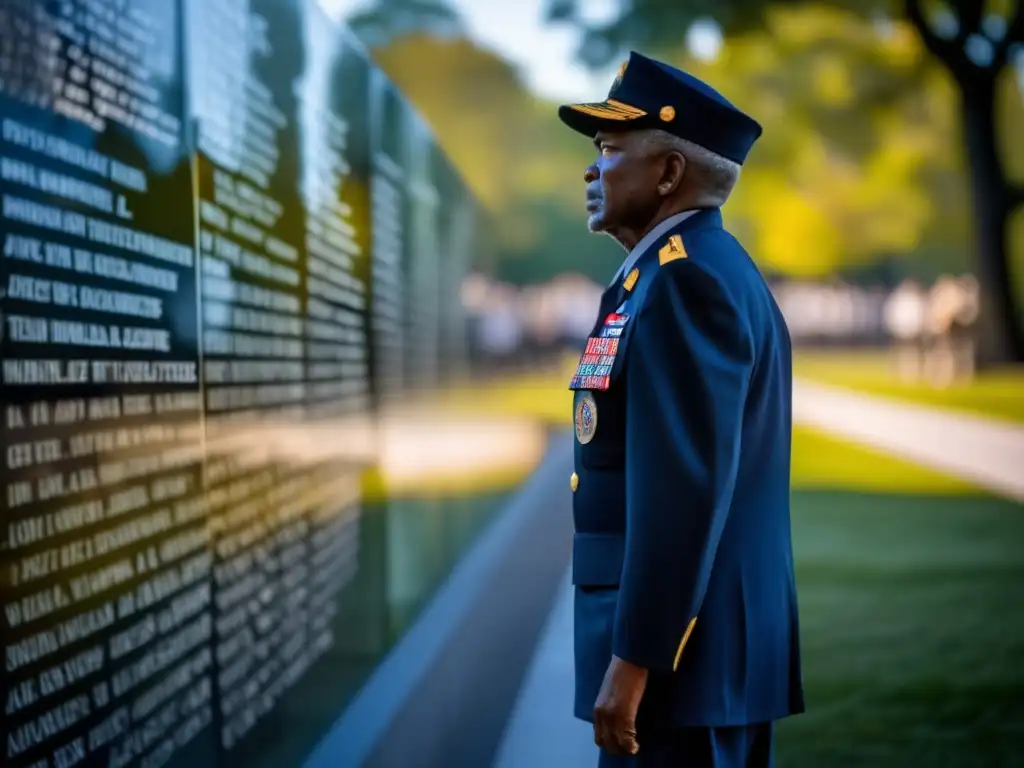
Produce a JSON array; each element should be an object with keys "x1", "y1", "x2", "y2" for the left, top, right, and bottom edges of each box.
[
  {"x1": 659, "y1": 105, "x2": 675, "y2": 122},
  {"x1": 570, "y1": 472, "x2": 579, "y2": 492}
]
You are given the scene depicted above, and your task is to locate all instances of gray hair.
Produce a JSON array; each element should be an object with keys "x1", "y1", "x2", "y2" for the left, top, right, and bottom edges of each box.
[{"x1": 640, "y1": 129, "x2": 741, "y2": 206}]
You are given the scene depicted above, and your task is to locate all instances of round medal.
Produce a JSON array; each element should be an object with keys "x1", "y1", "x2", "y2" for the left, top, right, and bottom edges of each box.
[{"x1": 574, "y1": 392, "x2": 598, "y2": 444}]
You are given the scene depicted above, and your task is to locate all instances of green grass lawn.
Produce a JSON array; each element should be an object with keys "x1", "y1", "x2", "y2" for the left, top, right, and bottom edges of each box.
[
  {"x1": 791, "y1": 424, "x2": 975, "y2": 495},
  {"x1": 778, "y1": 425, "x2": 1024, "y2": 767},
  {"x1": 429, "y1": 355, "x2": 577, "y2": 427},
  {"x1": 795, "y1": 349, "x2": 1024, "y2": 423},
  {"x1": 779, "y1": 490, "x2": 1024, "y2": 768}
]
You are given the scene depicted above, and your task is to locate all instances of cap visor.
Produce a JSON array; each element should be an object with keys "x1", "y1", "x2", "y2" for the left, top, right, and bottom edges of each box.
[{"x1": 557, "y1": 99, "x2": 647, "y2": 137}]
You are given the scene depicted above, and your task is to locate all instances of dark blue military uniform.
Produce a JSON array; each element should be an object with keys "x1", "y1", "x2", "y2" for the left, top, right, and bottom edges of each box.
[{"x1": 560, "y1": 53, "x2": 804, "y2": 767}]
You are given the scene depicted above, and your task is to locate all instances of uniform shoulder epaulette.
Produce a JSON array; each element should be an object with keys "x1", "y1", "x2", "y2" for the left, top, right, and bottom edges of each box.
[{"x1": 657, "y1": 234, "x2": 687, "y2": 266}]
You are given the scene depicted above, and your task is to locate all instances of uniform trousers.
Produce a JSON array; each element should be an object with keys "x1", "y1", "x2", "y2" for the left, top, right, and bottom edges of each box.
[{"x1": 597, "y1": 722, "x2": 774, "y2": 768}]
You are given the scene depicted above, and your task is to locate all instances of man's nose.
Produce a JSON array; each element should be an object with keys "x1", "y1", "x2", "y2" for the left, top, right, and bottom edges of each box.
[{"x1": 584, "y1": 164, "x2": 598, "y2": 183}]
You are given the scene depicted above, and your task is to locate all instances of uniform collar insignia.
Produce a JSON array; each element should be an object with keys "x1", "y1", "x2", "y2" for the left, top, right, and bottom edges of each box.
[
  {"x1": 658, "y1": 234, "x2": 687, "y2": 265},
  {"x1": 623, "y1": 267, "x2": 640, "y2": 291}
]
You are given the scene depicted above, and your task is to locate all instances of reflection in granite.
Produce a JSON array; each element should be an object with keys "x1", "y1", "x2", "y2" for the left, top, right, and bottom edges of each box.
[{"x1": 0, "y1": 1, "x2": 492, "y2": 766}]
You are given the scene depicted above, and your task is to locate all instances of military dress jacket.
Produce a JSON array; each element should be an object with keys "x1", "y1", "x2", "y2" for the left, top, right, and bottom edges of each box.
[{"x1": 569, "y1": 208, "x2": 805, "y2": 729}]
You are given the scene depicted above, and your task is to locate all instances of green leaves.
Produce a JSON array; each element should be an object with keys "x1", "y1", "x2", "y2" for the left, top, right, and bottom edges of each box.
[{"x1": 546, "y1": 0, "x2": 892, "y2": 66}]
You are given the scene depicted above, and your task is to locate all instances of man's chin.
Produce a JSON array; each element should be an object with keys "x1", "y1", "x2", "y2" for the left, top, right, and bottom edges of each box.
[{"x1": 586, "y1": 211, "x2": 607, "y2": 233}]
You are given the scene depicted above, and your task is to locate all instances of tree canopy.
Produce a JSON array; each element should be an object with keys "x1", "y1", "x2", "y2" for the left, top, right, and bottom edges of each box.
[
  {"x1": 546, "y1": 0, "x2": 1024, "y2": 360},
  {"x1": 546, "y1": 0, "x2": 1018, "y2": 71},
  {"x1": 343, "y1": 0, "x2": 1016, "y2": 294},
  {"x1": 676, "y1": 6, "x2": 967, "y2": 277}
]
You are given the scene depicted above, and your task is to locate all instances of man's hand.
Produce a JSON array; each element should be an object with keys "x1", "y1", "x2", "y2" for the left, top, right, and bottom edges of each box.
[{"x1": 593, "y1": 655, "x2": 649, "y2": 756}]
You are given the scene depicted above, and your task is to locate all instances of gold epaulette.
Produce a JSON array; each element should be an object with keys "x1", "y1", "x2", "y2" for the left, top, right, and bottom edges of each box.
[{"x1": 658, "y1": 234, "x2": 687, "y2": 266}]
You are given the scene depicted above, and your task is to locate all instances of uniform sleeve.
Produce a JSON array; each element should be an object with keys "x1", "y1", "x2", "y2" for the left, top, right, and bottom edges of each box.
[{"x1": 612, "y1": 259, "x2": 755, "y2": 673}]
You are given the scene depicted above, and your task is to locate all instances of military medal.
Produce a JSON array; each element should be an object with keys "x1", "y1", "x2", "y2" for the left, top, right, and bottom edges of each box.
[
  {"x1": 601, "y1": 312, "x2": 629, "y2": 338},
  {"x1": 574, "y1": 391, "x2": 598, "y2": 444},
  {"x1": 568, "y1": 312, "x2": 630, "y2": 391}
]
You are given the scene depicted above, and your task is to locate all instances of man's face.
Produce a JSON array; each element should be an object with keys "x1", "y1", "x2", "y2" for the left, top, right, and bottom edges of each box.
[{"x1": 583, "y1": 131, "x2": 663, "y2": 235}]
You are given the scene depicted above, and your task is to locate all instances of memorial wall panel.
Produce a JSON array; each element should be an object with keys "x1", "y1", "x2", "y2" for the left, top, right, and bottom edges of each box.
[
  {"x1": 0, "y1": 1, "x2": 480, "y2": 765},
  {"x1": 187, "y1": 0, "x2": 371, "y2": 763},
  {"x1": 432, "y1": 150, "x2": 472, "y2": 384},
  {"x1": 0, "y1": 1, "x2": 215, "y2": 766},
  {"x1": 368, "y1": 74, "x2": 409, "y2": 404},
  {"x1": 404, "y1": 118, "x2": 441, "y2": 390}
]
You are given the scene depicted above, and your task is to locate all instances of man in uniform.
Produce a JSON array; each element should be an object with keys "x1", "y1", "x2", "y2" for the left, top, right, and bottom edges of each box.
[{"x1": 558, "y1": 51, "x2": 804, "y2": 767}]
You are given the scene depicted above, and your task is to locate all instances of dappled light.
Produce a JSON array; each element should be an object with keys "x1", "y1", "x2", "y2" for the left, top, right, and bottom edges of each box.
[{"x1": 337, "y1": 0, "x2": 1022, "y2": 363}]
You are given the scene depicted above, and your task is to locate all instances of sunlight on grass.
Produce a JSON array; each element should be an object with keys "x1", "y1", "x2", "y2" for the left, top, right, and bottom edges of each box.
[
  {"x1": 360, "y1": 462, "x2": 538, "y2": 503},
  {"x1": 791, "y1": 424, "x2": 974, "y2": 494},
  {"x1": 794, "y1": 349, "x2": 1024, "y2": 423},
  {"x1": 357, "y1": 359, "x2": 576, "y2": 500},
  {"x1": 430, "y1": 355, "x2": 576, "y2": 426}
]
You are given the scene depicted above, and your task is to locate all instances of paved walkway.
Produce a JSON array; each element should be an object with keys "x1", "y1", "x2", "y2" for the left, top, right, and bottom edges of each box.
[
  {"x1": 792, "y1": 379, "x2": 1024, "y2": 501},
  {"x1": 493, "y1": 571, "x2": 596, "y2": 768},
  {"x1": 493, "y1": 381, "x2": 1024, "y2": 767}
]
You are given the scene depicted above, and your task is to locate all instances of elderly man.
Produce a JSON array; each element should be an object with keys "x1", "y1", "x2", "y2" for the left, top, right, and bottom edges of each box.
[{"x1": 559, "y1": 52, "x2": 804, "y2": 767}]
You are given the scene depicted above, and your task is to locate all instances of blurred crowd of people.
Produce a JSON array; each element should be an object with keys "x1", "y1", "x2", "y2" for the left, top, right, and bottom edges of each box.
[
  {"x1": 461, "y1": 272, "x2": 982, "y2": 386},
  {"x1": 882, "y1": 276, "x2": 981, "y2": 386},
  {"x1": 460, "y1": 272, "x2": 604, "y2": 368}
]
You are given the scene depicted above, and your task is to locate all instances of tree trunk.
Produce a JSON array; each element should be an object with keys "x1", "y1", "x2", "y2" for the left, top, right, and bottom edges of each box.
[{"x1": 959, "y1": 73, "x2": 1024, "y2": 366}]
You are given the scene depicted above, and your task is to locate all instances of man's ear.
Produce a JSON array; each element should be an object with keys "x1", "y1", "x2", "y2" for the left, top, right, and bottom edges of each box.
[{"x1": 657, "y1": 152, "x2": 686, "y2": 197}]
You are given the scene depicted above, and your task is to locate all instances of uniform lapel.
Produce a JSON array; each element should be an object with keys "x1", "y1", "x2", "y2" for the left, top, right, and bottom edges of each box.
[{"x1": 591, "y1": 281, "x2": 624, "y2": 335}]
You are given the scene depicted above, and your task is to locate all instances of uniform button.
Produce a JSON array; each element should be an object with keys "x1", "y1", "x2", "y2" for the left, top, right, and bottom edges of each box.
[{"x1": 570, "y1": 472, "x2": 579, "y2": 492}]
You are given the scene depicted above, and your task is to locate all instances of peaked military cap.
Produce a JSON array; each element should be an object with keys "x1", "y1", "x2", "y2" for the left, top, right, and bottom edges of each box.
[{"x1": 558, "y1": 51, "x2": 763, "y2": 165}]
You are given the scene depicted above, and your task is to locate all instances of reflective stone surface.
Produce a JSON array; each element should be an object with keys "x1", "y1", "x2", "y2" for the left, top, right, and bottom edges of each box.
[{"x1": 0, "y1": 1, "x2": 484, "y2": 765}]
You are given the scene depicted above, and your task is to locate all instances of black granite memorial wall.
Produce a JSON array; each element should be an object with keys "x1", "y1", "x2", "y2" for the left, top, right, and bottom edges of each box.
[{"x1": 0, "y1": 1, "x2": 481, "y2": 766}]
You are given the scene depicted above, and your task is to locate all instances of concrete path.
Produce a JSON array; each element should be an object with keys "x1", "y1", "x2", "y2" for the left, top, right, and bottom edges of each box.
[
  {"x1": 792, "y1": 378, "x2": 1024, "y2": 501},
  {"x1": 493, "y1": 570, "x2": 597, "y2": 768}
]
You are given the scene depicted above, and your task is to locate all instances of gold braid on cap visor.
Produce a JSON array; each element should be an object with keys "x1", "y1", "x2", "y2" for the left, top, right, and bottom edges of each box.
[{"x1": 567, "y1": 99, "x2": 647, "y2": 120}]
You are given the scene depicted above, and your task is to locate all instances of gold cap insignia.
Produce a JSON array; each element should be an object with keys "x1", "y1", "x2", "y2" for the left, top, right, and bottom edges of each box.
[
  {"x1": 623, "y1": 267, "x2": 640, "y2": 291},
  {"x1": 658, "y1": 234, "x2": 687, "y2": 265},
  {"x1": 610, "y1": 59, "x2": 628, "y2": 91},
  {"x1": 659, "y1": 105, "x2": 676, "y2": 122}
]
